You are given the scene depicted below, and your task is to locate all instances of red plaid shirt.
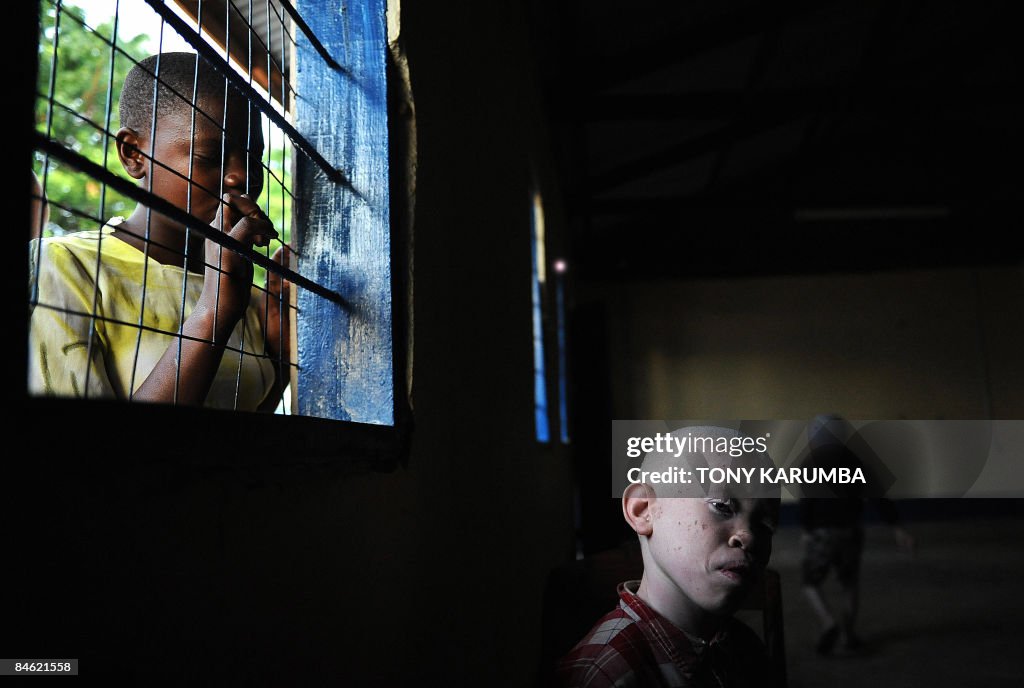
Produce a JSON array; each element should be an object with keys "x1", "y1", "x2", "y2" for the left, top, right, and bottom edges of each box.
[{"x1": 556, "y1": 581, "x2": 772, "y2": 688}]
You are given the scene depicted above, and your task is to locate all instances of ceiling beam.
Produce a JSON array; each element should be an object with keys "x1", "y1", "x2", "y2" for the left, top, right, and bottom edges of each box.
[
  {"x1": 582, "y1": 86, "x2": 1014, "y2": 121},
  {"x1": 588, "y1": 107, "x2": 801, "y2": 193}
]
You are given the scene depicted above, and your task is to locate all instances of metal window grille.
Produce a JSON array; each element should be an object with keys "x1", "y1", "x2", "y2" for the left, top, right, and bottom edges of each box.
[{"x1": 30, "y1": 0, "x2": 393, "y2": 423}]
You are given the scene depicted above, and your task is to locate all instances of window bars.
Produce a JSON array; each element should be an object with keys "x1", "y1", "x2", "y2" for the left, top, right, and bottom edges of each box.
[{"x1": 30, "y1": 0, "x2": 369, "y2": 416}]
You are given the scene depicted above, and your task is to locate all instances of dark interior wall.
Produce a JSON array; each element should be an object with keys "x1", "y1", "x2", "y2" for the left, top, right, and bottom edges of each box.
[
  {"x1": 10, "y1": 1, "x2": 574, "y2": 685},
  {"x1": 357, "y1": 0, "x2": 576, "y2": 682},
  {"x1": 199, "y1": 0, "x2": 579, "y2": 681}
]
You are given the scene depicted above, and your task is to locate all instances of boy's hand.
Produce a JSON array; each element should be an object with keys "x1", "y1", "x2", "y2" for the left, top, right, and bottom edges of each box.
[
  {"x1": 254, "y1": 245, "x2": 292, "y2": 412},
  {"x1": 202, "y1": 192, "x2": 278, "y2": 333},
  {"x1": 129, "y1": 193, "x2": 278, "y2": 408}
]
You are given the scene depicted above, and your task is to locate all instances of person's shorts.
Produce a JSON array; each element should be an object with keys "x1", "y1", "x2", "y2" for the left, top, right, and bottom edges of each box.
[{"x1": 801, "y1": 527, "x2": 863, "y2": 586}]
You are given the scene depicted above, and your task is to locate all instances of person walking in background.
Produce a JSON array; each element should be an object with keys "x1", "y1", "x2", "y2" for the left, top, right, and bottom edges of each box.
[{"x1": 799, "y1": 414, "x2": 914, "y2": 655}]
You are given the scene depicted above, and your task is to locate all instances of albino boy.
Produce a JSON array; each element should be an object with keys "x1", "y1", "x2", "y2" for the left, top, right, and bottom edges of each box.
[{"x1": 558, "y1": 427, "x2": 781, "y2": 688}]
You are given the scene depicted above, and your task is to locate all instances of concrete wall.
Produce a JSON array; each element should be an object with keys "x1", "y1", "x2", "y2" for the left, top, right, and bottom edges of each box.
[{"x1": 595, "y1": 267, "x2": 1022, "y2": 420}]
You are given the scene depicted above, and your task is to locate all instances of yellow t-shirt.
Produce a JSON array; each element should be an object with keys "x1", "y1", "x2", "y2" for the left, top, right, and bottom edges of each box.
[{"x1": 28, "y1": 224, "x2": 275, "y2": 410}]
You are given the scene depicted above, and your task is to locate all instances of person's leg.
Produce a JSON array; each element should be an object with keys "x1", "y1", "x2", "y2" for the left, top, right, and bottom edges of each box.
[
  {"x1": 835, "y1": 582, "x2": 861, "y2": 648},
  {"x1": 836, "y1": 528, "x2": 865, "y2": 649},
  {"x1": 802, "y1": 583, "x2": 835, "y2": 628},
  {"x1": 802, "y1": 584, "x2": 840, "y2": 653},
  {"x1": 802, "y1": 530, "x2": 839, "y2": 654}
]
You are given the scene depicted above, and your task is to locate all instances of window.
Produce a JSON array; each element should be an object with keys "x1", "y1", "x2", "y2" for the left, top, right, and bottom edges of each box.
[
  {"x1": 24, "y1": 0, "x2": 409, "y2": 463},
  {"x1": 530, "y1": 186, "x2": 570, "y2": 444}
]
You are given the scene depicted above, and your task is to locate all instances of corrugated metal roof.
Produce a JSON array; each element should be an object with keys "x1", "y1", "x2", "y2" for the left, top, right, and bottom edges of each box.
[{"x1": 173, "y1": 0, "x2": 293, "y2": 108}]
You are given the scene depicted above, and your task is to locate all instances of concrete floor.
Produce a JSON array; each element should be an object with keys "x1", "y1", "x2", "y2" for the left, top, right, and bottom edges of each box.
[{"x1": 760, "y1": 517, "x2": 1024, "y2": 688}]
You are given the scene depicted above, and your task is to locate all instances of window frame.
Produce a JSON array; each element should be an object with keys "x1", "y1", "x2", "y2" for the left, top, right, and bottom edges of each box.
[{"x1": 20, "y1": 0, "x2": 411, "y2": 468}]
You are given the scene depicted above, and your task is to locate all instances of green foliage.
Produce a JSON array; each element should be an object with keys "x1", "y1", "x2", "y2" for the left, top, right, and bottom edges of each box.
[
  {"x1": 253, "y1": 128, "x2": 294, "y2": 286},
  {"x1": 36, "y1": 1, "x2": 149, "y2": 234}
]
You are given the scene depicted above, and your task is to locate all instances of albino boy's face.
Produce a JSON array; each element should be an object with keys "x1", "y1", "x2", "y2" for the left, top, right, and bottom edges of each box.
[
  {"x1": 141, "y1": 97, "x2": 264, "y2": 226},
  {"x1": 646, "y1": 495, "x2": 779, "y2": 619}
]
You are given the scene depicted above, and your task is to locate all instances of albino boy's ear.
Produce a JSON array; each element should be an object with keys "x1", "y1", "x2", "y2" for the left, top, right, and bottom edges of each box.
[
  {"x1": 623, "y1": 483, "x2": 655, "y2": 537},
  {"x1": 115, "y1": 128, "x2": 146, "y2": 179}
]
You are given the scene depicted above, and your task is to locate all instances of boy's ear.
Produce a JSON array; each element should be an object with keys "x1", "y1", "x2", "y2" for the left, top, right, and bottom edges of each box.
[
  {"x1": 623, "y1": 483, "x2": 655, "y2": 536},
  {"x1": 116, "y1": 127, "x2": 146, "y2": 179}
]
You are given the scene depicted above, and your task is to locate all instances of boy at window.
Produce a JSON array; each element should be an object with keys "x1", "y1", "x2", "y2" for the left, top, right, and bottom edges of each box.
[
  {"x1": 557, "y1": 427, "x2": 781, "y2": 688},
  {"x1": 29, "y1": 52, "x2": 288, "y2": 410}
]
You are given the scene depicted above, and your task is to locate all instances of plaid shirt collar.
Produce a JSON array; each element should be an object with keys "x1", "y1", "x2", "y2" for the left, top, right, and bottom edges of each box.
[{"x1": 617, "y1": 580, "x2": 729, "y2": 684}]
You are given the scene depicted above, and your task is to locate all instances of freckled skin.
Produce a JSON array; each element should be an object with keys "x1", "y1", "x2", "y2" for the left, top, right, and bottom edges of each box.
[{"x1": 638, "y1": 496, "x2": 779, "y2": 639}]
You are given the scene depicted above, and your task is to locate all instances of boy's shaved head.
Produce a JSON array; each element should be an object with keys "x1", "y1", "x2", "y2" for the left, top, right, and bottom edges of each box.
[
  {"x1": 120, "y1": 52, "x2": 230, "y2": 135},
  {"x1": 114, "y1": 52, "x2": 265, "y2": 232}
]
